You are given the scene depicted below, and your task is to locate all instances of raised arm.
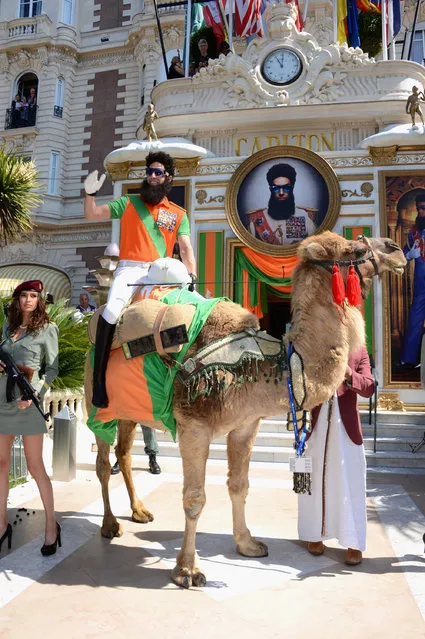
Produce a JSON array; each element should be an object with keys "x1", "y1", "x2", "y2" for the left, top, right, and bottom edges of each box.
[{"x1": 83, "y1": 171, "x2": 111, "y2": 221}]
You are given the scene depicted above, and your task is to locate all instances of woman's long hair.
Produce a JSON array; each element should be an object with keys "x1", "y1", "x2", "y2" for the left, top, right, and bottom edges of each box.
[{"x1": 7, "y1": 294, "x2": 50, "y2": 336}]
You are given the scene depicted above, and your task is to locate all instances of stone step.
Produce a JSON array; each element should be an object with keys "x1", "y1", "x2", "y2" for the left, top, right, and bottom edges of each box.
[
  {"x1": 360, "y1": 410, "x2": 425, "y2": 425},
  {"x1": 363, "y1": 435, "x2": 425, "y2": 453}
]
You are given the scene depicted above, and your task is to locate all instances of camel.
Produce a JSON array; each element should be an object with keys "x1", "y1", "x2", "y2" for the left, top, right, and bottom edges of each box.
[{"x1": 84, "y1": 231, "x2": 406, "y2": 588}]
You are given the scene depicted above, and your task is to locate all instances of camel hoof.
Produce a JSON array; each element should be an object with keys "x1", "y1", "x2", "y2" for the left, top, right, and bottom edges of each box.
[
  {"x1": 101, "y1": 520, "x2": 123, "y2": 539},
  {"x1": 237, "y1": 539, "x2": 268, "y2": 558},
  {"x1": 171, "y1": 566, "x2": 207, "y2": 589},
  {"x1": 132, "y1": 508, "x2": 154, "y2": 524}
]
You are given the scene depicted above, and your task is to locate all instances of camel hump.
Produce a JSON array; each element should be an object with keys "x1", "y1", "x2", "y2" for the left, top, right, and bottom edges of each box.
[{"x1": 88, "y1": 300, "x2": 196, "y2": 354}]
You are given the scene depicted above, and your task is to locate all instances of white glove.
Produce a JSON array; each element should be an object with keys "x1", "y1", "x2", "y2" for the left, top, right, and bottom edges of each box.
[
  {"x1": 84, "y1": 170, "x2": 106, "y2": 196},
  {"x1": 407, "y1": 246, "x2": 421, "y2": 260}
]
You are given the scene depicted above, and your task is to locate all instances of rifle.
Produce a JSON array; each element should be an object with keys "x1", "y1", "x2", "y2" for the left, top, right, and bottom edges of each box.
[{"x1": 0, "y1": 348, "x2": 50, "y2": 421}]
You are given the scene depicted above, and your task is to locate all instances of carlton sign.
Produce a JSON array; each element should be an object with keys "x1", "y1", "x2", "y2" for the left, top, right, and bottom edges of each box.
[{"x1": 235, "y1": 132, "x2": 335, "y2": 156}]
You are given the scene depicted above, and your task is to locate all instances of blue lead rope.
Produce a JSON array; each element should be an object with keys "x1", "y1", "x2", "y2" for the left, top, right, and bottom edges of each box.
[{"x1": 287, "y1": 342, "x2": 308, "y2": 458}]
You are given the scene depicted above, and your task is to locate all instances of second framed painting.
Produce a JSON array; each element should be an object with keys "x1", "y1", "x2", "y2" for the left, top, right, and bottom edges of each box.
[{"x1": 225, "y1": 145, "x2": 341, "y2": 256}]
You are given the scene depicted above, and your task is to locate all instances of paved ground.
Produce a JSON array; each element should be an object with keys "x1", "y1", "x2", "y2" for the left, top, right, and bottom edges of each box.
[{"x1": 1, "y1": 431, "x2": 425, "y2": 639}]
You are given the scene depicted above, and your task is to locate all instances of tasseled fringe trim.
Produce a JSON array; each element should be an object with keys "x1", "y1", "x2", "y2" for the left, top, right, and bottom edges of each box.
[{"x1": 180, "y1": 352, "x2": 288, "y2": 405}]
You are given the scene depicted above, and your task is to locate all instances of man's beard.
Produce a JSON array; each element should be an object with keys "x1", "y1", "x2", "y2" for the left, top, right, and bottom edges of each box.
[
  {"x1": 416, "y1": 215, "x2": 425, "y2": 231},
  {"x1": 139, "y1": 179, "x2": 172, "y2": 205},
  {"x1": 267, "y1": 193, "x2": 295, "y2": 220}
]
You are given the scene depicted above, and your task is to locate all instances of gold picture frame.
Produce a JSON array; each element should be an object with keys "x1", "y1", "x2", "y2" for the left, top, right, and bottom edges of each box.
[
  {"x1": 379, "y1": 169, "x2": 425, "y2": 389},
  {"x1": 225, "y1": 145, "x2": 341, "y2": 256}
]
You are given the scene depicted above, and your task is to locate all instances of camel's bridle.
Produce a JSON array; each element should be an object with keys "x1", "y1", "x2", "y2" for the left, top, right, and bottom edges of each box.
[{"x1": 305, "y1": 236, "x2": 379, "y2": 299}]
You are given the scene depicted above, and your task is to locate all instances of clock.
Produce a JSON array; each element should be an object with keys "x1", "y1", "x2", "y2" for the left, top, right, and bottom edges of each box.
[{"x1": 261, "y1": 48, "x2": 303, "y2": 86}]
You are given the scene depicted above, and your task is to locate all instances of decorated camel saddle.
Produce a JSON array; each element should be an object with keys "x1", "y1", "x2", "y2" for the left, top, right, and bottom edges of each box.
[{"x1": 86, "y1": 257, "x2": 286, "y2": 444}]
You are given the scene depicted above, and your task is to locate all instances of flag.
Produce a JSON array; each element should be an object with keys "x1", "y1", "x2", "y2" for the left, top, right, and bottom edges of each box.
[
  {"x1": 235, "y1": 0, "x2": 264, "y2": 38},
  {"x1": 191, "y1": 4, "x2": 206, "y2": 34},
  {"x1": 388, "y1": 0, "x2": 402, "y2": 44},
  {"x1": 287, "y1": 0, "x2": 304, "y2": 31},
  {"x1": 337, "y1": 0, "x2": 348, "y2": 44},
  {"x1": 347, "y1": 0, "x2": 360, "y2": 47},
  {"x1": 203, "y1": 1, "x2": 228, "y2": 47},
  {"x1": 355, "y1": 0, "x2": 381, "y2": 11}
]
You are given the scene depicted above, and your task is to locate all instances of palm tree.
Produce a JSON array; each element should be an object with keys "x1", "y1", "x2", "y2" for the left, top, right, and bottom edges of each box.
[{"x1": 0, "y1": 144, "x2": 43, "y2": 246}]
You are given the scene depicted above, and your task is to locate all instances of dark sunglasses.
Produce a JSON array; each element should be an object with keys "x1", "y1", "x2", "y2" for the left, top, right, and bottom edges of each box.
[
  {"x1": 270, "y1": 184, "x2": 293, "y2": 194},
  {"x1": 146, "y1": 167, "x2": 169, "y2": 177}
]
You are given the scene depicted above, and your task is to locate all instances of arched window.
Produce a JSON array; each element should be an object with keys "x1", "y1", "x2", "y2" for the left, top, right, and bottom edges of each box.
[{"x1": 7, "y1": 72, "x2": 38, "y2": 129}]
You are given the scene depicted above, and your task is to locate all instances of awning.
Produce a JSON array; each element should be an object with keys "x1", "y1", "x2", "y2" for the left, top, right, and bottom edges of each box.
[{"x1": 0, "y1": 264, "x2": 71, "y2": 301}]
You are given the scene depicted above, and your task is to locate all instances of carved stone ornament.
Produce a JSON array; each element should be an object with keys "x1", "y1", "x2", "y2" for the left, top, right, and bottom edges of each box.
[
  {"x1": 176, "y1": 158, "x2": 200, "y2": 176},
  {"x1": 192, "y1": 1, "x2": 374, "y2": 110},
  {"x1": 368, "y1": 145, "x2": 398, "y2": 165},
  {"x1": 376, "y1": 392, "x2": 406, "y2": 412}
]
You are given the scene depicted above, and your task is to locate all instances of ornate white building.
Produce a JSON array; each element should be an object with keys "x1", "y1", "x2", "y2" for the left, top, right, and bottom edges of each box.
[{"x1": 1, "y1": 0, "x2": 425, "y2": 406}]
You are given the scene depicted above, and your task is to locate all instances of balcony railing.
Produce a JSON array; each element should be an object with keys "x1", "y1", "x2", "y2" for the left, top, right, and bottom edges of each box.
[
  {"x1": 53, "y1": 105, "x2": 63, "y2": 118},
  {"x1": 9, "y1": 20, "x2": 38, "y2": 38},
  {"x1": 5, "y1": 105, "x2": 38, "y2": 130}
]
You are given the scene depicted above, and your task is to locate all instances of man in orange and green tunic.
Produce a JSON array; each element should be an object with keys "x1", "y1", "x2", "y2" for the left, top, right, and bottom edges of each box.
[{"x1": 83, "y1": 151, "x2": 197, "y2": 408}]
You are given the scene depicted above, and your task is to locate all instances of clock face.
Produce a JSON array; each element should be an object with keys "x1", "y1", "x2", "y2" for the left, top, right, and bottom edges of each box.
[{"x1": 261, "y1": 49, "x2": 302, "y2": 86}]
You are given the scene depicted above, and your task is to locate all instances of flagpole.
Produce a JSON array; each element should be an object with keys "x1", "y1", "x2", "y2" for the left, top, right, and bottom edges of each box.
[
  {"x1": 381, "y1": 0, "x2": 388, "y2": 61},
  {"x1": 228, "y1": 0, "x2": 234, "y2": 48},
  {"x1": 408, "y1": 0, "x2": 422, "y2": 60},
  {"x1": 333, "y1": 0, "x2": 338, "y2": 44},
  {"x1": 185, "y1": 0, "x2": 192, "y2": 77},
  {"x1": 303, "y1": 0, "x2": 310, "y2": 25}
]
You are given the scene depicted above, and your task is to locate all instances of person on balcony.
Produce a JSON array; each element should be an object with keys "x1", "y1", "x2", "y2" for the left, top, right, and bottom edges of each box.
[
  {"x1": 20, "y1": 96, "x2": 30, "y2": 125},
  {"x1": 189, "y1": 39, "x2": 211, "y2": 76},
  {"x1": 11, "y1": 94, "x2": 22, "y2": 128},
  {"x1": 27, "y1": 87, "x2": 37, "y2": 126},
  {"x1": 168, "y1": 55, "x2": 185, "y2": 79}
]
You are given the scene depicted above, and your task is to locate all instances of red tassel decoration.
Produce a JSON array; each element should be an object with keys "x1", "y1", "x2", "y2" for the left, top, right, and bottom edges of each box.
[
  {"x1": 346, "y1": 265, "x2": 362, "y2": 306},
  {"x1": 332, "y1": 264, "x2": 345, "y2": 305}
]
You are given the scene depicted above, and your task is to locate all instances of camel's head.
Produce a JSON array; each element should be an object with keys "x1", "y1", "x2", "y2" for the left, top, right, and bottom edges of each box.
[{"x1": 298, "y1": 231, "x2": 406, "y2": 298}]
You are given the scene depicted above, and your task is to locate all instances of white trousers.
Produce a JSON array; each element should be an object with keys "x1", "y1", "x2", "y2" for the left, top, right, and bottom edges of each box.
[
  {"x1": 102, "y1": 264, "x2": 150, "y2": 324},
  {"x1": 298, "y1": 394, "x2": 367, "y2": 551}
]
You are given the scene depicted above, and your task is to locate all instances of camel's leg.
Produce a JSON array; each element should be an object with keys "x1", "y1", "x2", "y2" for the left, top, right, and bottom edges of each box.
[
  {"x1": 96, "y1": 435, "x2": 123, "y2": 538},
  {"x1": 171, "y1": 425, "x2": 211, "y2": 588},
  {"x1": 116, "y1": 420, "x2": 154, "y2": 523},
  {"x1": 227, "y1": 419, "x2": 268, "y2": 557}
]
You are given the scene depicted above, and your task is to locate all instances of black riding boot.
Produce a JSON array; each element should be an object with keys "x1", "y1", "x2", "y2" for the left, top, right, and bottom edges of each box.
[{"x1": 92, "y1": 316, "x2": 116, "y2": 409}]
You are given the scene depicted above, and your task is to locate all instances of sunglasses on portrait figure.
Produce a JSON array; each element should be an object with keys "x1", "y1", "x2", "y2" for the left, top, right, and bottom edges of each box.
[
  {"x1": 270, "y1": 184, "x2": 293, "y2": 194},
  {"x1": 146, "y1": 168, "x2": 169, "y2": 177}
]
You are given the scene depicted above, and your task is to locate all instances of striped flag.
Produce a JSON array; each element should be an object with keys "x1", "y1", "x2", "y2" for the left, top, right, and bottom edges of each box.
[
  {"x1": 287, "y1": 0, "x2": 304, "y2": 31},
  {"x1": 235, "y1": 0, "x2": 264, "y2": 38},
  {"x1": 198, "y1": 231, "x2": 224, "y2": 298},
  {"x1": 203, "y1": 1, "x2": 228, "y2": 47}
]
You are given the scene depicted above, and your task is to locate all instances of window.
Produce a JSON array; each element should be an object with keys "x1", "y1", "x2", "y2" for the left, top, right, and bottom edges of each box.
[
  {"x1": 411, "y1": 31, "x2": 425, "y2": 65},
  {"x1": 19, "y1": 0, "x2": 42, "y2": 18},
  {"x1": 62, "y1": 0, "x2": 73, "y2": 25},
  {"x1": 54, "y1": 77, "x2": 64, "y2": 117},
  {"x1": 48, "y1": 151, "x2": 60, "y2": 195}
]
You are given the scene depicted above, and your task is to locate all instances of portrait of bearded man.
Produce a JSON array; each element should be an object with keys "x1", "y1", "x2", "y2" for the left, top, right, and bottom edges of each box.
[{"x1": 244, "y1": 163, "x2": 318, "y2": 246}]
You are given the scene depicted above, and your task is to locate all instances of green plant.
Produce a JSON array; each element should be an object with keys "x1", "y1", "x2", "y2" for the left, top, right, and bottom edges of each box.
[
  {"x1": 0, "y1": 145, "x2": 43, "y2": 246},
  {"x1": 46, "y1": 299, "x2": 91, "y2": 391},
  {"x1": 358, "y1": 11, "x2": 382, "y2": 58}
]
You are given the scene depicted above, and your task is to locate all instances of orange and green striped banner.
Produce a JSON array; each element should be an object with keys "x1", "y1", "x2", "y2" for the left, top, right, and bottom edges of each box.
[
  {"x1": 198, "y1": 231, "x2": 224, "y2": 298},
  {"x1": 343, "y1": 226, "x2": 373, "y2": 353}
]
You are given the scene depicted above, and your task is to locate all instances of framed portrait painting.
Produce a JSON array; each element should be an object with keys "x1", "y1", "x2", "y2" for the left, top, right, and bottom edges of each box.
[
  {"x1": 379, "y1": 170, "x2": 425, "y2": 388},
  {"x1": 225, "y1": 146, "x2": 341, "y2": 256}
]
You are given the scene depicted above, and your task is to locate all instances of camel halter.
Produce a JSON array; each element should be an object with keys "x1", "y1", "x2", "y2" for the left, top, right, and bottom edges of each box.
[{"x1": 305, "y1": 236, "x2": 379, "y2": 303}]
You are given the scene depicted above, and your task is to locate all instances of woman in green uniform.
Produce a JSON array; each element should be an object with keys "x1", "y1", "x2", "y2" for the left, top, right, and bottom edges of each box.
[{"x1": 0, "y1": 280, "x2": 61, "y2": 556}]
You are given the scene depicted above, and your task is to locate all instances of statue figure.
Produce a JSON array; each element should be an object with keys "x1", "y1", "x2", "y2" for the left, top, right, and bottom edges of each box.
[
  {"x1": 142, "y1": 103, "x2": 159, "y2": 141},
  {"x1": 406, "y1": 86, "x2": 425, "y2": 129}
]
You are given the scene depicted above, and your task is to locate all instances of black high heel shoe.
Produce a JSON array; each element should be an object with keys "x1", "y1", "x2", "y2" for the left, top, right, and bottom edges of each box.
[
  {"x1": 0, "y1": 523, "x2": 12, "y2": 553},
  {"x1": 40, "y1": 522, "x2": 61, "y2": 557}
]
